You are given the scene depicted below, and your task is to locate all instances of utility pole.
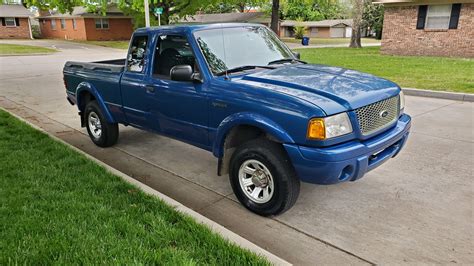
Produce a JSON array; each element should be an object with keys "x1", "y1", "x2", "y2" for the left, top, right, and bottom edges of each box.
[{"x1": 144, "y1": 0, "x2": 150, "y2": 27}]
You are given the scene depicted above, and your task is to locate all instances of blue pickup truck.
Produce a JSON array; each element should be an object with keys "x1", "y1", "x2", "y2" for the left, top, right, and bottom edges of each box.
[{"x1": 64, "y1": 23, "x2": 411, "y2": 215}]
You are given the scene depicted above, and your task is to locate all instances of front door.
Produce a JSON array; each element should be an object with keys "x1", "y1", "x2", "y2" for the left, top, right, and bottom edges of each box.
[
  {"x1": 146, "y1": 34, "x2": 209, "y2": 149},
  {"x1": 121, "y1": 34, "x2": 151, "y2": 128}
]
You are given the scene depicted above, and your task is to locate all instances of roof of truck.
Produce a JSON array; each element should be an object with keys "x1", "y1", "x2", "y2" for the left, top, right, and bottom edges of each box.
[{"x1": 134, "y1": 23, "x2": 266, "y2": 34}]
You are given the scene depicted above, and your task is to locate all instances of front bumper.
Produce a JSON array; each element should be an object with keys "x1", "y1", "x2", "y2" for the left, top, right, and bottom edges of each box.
[{"x1": 284, "y1": 114, "x2": 411, "y2": 184}]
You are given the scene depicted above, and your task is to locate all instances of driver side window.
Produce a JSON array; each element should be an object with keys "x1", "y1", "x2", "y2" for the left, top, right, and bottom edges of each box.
[
  {"x1": 127, "y1": 35, "x2": 148, "y2": 73},
  {"x1": 153, "y1": 35, "x2": 197, "y2": 78}
]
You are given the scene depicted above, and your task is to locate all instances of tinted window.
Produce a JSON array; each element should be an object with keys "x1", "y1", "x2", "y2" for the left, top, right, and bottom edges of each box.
[{"x1": 127, "y1": 36, "x2": 148, "y2": 73}]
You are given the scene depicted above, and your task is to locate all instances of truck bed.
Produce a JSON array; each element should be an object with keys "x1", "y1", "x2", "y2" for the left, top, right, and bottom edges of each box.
[{"x1": 64, "y1": 59, "x2": 126, "y2": 73}]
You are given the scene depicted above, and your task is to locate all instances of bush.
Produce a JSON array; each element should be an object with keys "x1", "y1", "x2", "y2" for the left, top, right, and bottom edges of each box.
[
  {"x1": 31, "y1": 25, "x2": 41, "y2": 39},
  {"x1": 294, "y1": 26, "x2": 306, "y2": 39}
]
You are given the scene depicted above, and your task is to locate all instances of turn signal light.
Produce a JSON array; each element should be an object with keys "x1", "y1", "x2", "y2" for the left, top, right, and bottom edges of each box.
[{"x1": 307, "y1": 118, "x2": 325, "y2": 140}]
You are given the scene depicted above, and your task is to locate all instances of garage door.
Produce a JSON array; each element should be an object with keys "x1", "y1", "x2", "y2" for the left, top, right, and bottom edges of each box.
[
  {"x1": 330, "y1": 27, "x2": 345, "y2": 38},
  {"x1": 345, "y1": 27, "x2": 352, "y2": 38}
]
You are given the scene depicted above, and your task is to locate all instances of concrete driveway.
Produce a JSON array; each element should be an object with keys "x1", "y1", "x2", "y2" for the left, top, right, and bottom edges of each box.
[{"x1": 1, "y1": 40, "x2": 472, "y2": 265}]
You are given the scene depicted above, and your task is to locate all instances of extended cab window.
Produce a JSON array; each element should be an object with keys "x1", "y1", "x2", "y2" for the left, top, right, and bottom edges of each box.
[
  {"x1": 127, "y1": 36, "x2": 148, "y2": 72},
  {"x1": 152, "y1": 35, "x2": 196, "y2": 78}
]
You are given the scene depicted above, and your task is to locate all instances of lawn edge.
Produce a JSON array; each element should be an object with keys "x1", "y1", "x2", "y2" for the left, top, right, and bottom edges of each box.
[
  {"x1": 402, "y1": 88, "x2": 473, "y2": 102},
  {"x1": 0, "y1": 107, "x2": 290, "y2": 266}
]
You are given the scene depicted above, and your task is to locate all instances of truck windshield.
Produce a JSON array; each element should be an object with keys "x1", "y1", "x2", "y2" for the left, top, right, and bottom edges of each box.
[{"x1": 194, "y1": 26, "x2": 295, "y2": 75}]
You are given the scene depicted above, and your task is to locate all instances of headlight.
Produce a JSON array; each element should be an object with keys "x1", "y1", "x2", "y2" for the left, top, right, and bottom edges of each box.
[
  {"x1": 399, "y1": 90, "x2": 405, "y2": 110},
  {"x1": 307, "y1": 112, "x2": 353, "y2": 140}
]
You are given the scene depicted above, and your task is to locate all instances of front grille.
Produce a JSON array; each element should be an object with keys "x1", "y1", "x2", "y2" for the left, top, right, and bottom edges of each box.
[{"x1": 355, "y1": 96, "x2": 400, "y2": 136}]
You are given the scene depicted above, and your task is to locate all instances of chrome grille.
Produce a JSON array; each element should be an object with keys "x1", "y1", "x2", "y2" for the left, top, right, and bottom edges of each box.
[{"x1": 355, "y1": 96, "x2": 400, "y2": 136}]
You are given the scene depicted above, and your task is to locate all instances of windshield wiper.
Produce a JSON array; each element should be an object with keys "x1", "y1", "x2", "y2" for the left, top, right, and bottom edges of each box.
[
  {"x1": 215, "y1": 65, "x2": 274, "y2": 76},
  {"x1": 268, "y1": 58, "x2": 306, "y2": 65}
]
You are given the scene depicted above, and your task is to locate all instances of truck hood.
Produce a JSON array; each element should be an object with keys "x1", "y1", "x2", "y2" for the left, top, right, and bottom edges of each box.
[{"x1": 235, "y1": 64, "x2": 400, "y2": 115}]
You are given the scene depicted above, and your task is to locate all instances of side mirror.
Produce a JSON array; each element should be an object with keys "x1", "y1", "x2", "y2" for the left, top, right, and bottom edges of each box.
[
  {"x1": 170, "y1": 65, "x2": 193, "y2": 82},
  {"x1": 293, "y1": 51, "x2": 301, "y2": 60}
]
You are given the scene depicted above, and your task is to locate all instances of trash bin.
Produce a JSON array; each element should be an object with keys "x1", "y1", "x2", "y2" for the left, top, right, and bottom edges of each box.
[{"x1": 301, "y1": 36, "x2": 310, "y2": 46}]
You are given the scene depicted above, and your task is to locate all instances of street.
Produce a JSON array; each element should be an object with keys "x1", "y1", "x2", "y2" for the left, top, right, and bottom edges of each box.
[{"x1": 0, "y1": 40, "x2": 472, "y2": 264}]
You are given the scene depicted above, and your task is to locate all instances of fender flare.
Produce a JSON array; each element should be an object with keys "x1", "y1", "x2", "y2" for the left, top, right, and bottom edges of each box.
[
  {"x1": 75, "y1": 82, "x2": 115, "y2": 123},
  {"x1": 212, "y1": 112, "x2": 295, "y2": 157}
]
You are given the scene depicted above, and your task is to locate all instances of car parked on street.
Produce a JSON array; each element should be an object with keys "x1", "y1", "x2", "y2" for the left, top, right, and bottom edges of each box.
[{"x1": 63, "y1": 23, "x2": 411, "y2": 215}]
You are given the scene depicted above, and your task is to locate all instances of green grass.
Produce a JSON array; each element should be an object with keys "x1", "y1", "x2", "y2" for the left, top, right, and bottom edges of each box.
[
  {"x1": 282, "y1": 37, "x2": 380, "y2": 45},
  {"x1": 0, "y1": 44, "x2": 57, "y2": 55},
  {"x1": 0, "y1": 110, "x2": 268, "y2": 265},
  {"x1": 297, "y1": 46, "x2": 474, "y2": 93},
  {"x1": 73, "y1": 40, "x2": 129, "y2": 49}
]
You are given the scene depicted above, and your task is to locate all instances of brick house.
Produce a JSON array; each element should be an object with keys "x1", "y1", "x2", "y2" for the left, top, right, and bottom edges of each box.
[
  {"x1": 0, "y1": 3, "x2": 33, "y2": 39},
  {"x1": 375, "y1": 0, "x2": 473, "y2": 58},
  {"x1": 38, "y1": 6, "x2": 133, "y2": 41}
]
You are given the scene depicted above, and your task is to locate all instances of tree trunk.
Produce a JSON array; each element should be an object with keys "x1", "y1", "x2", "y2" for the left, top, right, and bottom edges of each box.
[
  {"x1": 270, "y1": 0, "x2": 280, "y2": 34},
  {"x1": 349, "y1": 0, "x2": 364, "y2": 48}
]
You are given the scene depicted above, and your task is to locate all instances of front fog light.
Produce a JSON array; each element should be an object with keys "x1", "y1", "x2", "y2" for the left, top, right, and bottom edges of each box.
[{"x1": 307, "y1": 112, "x2": 353, "y2": 140}]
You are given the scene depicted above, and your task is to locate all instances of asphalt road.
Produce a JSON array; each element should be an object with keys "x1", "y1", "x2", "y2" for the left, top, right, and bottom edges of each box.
[{"x1": 1, "y1": 40, "x2": 472, "y2": 264}]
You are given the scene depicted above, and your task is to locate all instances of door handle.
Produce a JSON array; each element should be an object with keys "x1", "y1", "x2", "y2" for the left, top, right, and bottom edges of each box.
[{"x1": 146, "y1": 86, "x2": 155, "y2": 93}]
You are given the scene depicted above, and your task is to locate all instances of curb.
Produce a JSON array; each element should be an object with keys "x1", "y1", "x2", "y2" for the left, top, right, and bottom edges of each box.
[
  {"x1": 1, "y1": 107, "x2": 291, "y2": 266},
  {"x1": 402, "y1": 88, "x2": 473, "y2": 102}
]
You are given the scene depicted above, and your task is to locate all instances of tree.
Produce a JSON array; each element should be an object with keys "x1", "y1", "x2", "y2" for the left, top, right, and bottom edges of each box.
[
  {"x1": 200, "y1": 0, "x2": 267, "y2": 14},
  {"x1": 280, "y1": 0, "x2": 346, "y2": 21},
  {"x1": 363, "y1": 1, "x2": 384, "y2": 40},
  {"x1": 270, "y1": 0, "x2": 280, "y2": 33},
  {"x1": 349, "y1": 0, "x2": 363, "y2": 48}
]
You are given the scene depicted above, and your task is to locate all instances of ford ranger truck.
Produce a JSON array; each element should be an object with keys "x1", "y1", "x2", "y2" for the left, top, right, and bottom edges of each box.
[{"x1": 63, "y1": 24, "x2": 411, "y2": 216}]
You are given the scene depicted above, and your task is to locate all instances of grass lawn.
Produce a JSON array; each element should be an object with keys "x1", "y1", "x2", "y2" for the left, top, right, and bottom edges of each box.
[
  {"x1": 297, "y1": 46, "x2": 474, "y2": 93},
  {"x1": 282, "y1": 37, "x2": 380, "y2": 45},
  {"x1": 0, "y1": 44, "x2": 57, "y2": 55},
  {"x1": 0, "y1": 110, "x2": 268, "y2": 265},
  {"x1": 73, "y1": 40, "x2": 129, "y2": 49}
]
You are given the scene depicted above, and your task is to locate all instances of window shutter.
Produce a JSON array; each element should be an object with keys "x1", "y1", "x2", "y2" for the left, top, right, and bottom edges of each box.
[
  {"x1": 1, "y1": 18, "x2": 5, "y2": 26},
  {"x1": 416, "y1": 5, "x2": 428, "y2": 29},
  {"x1": 449, "y1": 4, "x2": 461, "y2": 29},
  {"x1": 15, "y1": 18, "x2": 20, "y2": 26}
]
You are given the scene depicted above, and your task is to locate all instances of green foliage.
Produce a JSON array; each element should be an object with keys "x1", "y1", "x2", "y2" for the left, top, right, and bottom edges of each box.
[
  {"x1": 298, "y1": 47, "x2": 474, "y2": 93},
  {"x1": 281, "y1": 0, "x2": 346, "y2": 21},
  {"x1": 0, "y1": 110, "x2": 270, "y2": 265},
  {"x1": 0, "y1": 44, "x2": 57, "y2": 55},
  {"x1": 293, "y1": 24, "x2": 306, "y2": 39},
  {"x1": 363, "y1": 1, "x2": 384, "y2": 39}
]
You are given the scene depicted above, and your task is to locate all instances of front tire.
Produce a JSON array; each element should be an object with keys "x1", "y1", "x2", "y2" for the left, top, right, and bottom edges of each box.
[
  {"x1": 84, "y1": 101, "x2": 118, "y2": 147},
  {"x1": 229, "y1": 139, "x2": 300, "y2": 216}
]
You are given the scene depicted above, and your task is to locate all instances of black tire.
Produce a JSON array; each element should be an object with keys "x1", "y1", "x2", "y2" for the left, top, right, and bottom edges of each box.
[
  {"x1": 229, "y1": 138, "x2": 300, "y2": 216},
  {"x1": 84, "y1": 101, "x2": 119, "y2": 147}
]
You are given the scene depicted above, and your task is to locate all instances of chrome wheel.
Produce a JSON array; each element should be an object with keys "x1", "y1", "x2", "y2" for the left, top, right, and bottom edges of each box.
[
  {"x1": 88, "y1": 111, "x2": 102, "y2": 139},
  {"x1": 238, "y1": 159, "x2": 274, "y2": 204}
]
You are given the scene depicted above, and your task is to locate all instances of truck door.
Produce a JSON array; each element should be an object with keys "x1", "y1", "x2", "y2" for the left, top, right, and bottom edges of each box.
[
  {"x1": 144, "y1": 34, "x2": 209, "y2": 149},
  {"x1": 120, "y1": 34, "x2": 151, "y2": 128}
]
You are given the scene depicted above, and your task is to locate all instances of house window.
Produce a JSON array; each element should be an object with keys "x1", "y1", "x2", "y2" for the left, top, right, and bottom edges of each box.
[
  {"x1": 5, "y1": 17, "x2": 16, "y2": 27},
  {"x1": 72, "y1": 19, "x2": 77, "y2": 30},
  {"x1": 95, "y1": 18, "x2": 109, "y2": 29},
  {"x1": 426, "y1": 5, "x2": 452, "y2": 29},
  {"x1": 60, "y1": 19, "x2": 66, "y2": 29},
  {"x1": 51, "y1": 19, "x2": 57, "y2": 30}
]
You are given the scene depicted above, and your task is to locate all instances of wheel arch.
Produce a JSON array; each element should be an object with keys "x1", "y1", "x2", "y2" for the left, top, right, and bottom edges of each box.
[
  {"x1": 75, "y1": 82, "x2": 115, "y2": 125},
  {"x1": 214, "y1": 112, "x2": 295, "y2": 176}
]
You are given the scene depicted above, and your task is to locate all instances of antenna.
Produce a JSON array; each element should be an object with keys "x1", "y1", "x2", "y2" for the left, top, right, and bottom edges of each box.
[{"x1": 220, "y1": 23, "x2": 229, "y2": 80}]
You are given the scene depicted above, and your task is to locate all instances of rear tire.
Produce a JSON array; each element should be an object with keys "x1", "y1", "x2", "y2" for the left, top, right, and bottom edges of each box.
[
  {"x1": 229, "y1": 139, "x2": 300, "y2": 216},
  {"x1": 84, "y1": 101, "x2": 118, "y2": 147}
]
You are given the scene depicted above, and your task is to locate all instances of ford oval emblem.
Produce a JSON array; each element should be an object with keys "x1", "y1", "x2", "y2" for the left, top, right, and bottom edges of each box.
[{"x1": 380, "y1": 110, "x2": 389, "y2": 118}]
